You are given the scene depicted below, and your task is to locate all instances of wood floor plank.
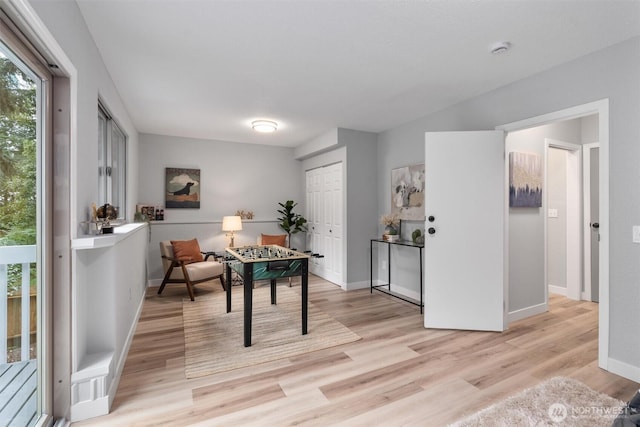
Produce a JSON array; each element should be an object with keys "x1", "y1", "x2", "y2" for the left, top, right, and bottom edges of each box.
[{"x1": 73, "y1": 276, "x2": 639, "y2": 426}]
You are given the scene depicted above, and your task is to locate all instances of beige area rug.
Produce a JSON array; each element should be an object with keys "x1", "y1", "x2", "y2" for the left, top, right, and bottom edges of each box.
[
  {"x1": 449, "y1": 376, "x2": 624, "y2": 427},
  {"x1": 182, "y1": 284, "x2": 361, "y2": 378}
]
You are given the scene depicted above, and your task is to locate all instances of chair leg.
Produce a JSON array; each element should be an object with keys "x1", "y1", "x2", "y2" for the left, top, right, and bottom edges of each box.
[
  {"x1": 185, "y1": 282, "x2": 195, "y2": 301},
  {"x1": 218, "y1": 275, "x2": 226, "y2": 291},
  {"x1": 158, "y1": 263, "x2": 176, "y2": 295},
  {"x1": 180, "y1": 263, "x2": 196, "y2": 301}
]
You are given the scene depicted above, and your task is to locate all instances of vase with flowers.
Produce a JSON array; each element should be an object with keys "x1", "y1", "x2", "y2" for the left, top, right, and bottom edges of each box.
[{"x1": 380, "y1": 213, "x2": 400, "y2": 241}]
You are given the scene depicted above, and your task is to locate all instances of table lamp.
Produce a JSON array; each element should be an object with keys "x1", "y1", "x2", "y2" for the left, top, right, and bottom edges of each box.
[{"x1": 222, "y1": 215, "x2": 242, "y2": 247}]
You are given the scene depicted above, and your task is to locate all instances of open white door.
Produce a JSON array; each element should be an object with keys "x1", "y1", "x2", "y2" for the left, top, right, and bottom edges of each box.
[{"x1": 424, "y1": 131, "x2": 507, "y2": 331}]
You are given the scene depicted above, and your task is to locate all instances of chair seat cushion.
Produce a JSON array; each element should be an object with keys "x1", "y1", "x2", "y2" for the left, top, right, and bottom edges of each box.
[{"x1": 183, "y1": 260, "x2": 224, "y2": 281}]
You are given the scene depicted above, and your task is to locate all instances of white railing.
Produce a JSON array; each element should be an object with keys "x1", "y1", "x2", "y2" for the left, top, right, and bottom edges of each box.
[{"x1": 0, "y1": 245, "x2": 36, "y2": 364}]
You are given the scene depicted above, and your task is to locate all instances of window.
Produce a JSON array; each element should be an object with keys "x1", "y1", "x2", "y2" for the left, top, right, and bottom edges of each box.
[{"x1": 98, "y1": 103, "x2": 126, "y2": 218}]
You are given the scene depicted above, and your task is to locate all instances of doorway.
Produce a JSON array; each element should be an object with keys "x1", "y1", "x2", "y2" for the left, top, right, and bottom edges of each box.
[
  {"x1": 499, "y1": 101, "x2": 609, "y2": 369},
  {"x1": 0, "y1": 23, "x2": 52, "y2": 426}
]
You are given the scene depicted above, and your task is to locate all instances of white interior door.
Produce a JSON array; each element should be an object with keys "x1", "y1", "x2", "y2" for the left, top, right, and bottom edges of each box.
[
  {"x1": 583, "y1": 143, "x2": 600, "y2": 302},
  {"x1": 424, "y1": 131, "x2": 507, "y2": 332},
  {"x1": 306, "y1": 168, "x2": 323, "y2": 275},
  {"x1": 324, "y1": 163, "x2": 343, "y2": 285}
]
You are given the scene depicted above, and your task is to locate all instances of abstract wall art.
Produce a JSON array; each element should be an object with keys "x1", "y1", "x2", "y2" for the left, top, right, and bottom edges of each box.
[
  {"x1": 509, "y1": 152, "x2": 542, "y2": 208},
  {"x1": 391, "y1": 163, "x2": 425, "y2": 220}
]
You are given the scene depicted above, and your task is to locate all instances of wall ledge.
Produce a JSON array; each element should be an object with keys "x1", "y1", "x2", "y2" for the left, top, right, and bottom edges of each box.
[{"x1": 71, "y1": 222, "x2": 147, "y2": 250}]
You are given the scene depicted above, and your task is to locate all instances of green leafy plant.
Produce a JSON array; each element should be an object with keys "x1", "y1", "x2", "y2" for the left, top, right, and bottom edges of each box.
[{"x1": 277, "y1": 200, "x2": 308, "y2": 246}]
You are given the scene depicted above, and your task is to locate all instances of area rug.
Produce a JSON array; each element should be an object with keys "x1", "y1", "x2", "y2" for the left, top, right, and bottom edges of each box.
[
  {"x1": 449, "y1": 377, "x2": 624, "y2": 427},
  {"x1": 182, "y1": 285, "x2": 361, "y2": 378}
]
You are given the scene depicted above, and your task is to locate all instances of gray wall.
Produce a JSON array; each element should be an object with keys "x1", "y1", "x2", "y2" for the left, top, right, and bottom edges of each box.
[
  {"x1": 31, "y1": 0, "x2": 140, "y2": 231},
  {"x1": 138, "y1": 133, "x2": 302, "y2": 280},
  {"x1": 377, "y1": 36, "x2": 640, "y2": 374},
  {"x1": 300, "y1": 128, "x2": 378, "y2": 288},
  {"x1": 343, "y1": 129, "x2": 379, "y2": 285}
]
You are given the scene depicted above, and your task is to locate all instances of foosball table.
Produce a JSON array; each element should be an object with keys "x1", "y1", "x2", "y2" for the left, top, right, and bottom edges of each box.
[{"x1": 224, "y1": 244, "x2": 310, "y2": 347}]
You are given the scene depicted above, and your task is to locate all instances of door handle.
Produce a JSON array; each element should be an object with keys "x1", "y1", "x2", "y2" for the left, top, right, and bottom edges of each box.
[
  {"x1": 591, "y1": 222, "x2": 600, "y2": 229},
  {"x1": 428, "y1": 227, "x2": 436, "y2": 235}
]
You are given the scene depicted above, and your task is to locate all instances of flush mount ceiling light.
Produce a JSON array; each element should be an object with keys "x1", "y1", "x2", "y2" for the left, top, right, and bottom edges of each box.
[
  {"x1": 251, "y1": 120, "x2": 278, "y2": 133},
  {"x1": 489, "y1": 41, "x2": 511, "y2": 55}
]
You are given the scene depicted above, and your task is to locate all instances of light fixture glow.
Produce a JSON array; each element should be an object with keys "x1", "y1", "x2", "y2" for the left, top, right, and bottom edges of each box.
[
  {"x1": 222, "y1": 215, "x2": 243, "y2": 247},
  {"x1": 251, "y1": 120, "x2": 278, "y2": 133}
]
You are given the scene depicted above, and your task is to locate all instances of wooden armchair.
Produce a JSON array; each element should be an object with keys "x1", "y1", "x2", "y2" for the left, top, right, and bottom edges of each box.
[{"x1": 158, "y1": 239, "x2": 225, "y2": 301}]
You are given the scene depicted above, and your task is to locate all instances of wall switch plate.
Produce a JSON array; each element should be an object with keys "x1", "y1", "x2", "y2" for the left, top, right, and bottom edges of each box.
[
  {"x1": 548, "y1": 208, "x2": 558, "y2": 218},
  {"x1": 633, "y1": 226, "x2": 640, "y2": 243}
]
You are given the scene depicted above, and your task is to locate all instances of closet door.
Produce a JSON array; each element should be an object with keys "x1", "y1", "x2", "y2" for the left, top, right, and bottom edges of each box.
[
  {"x1": 305, "y1": 163, "x2": 343, "y2": 285},
  {"x1": 323, "y1": 163, "x2": 343, "y2": 285},
  {"x1": 306, "y1": 168, "x2": 323, "y2": 276}
]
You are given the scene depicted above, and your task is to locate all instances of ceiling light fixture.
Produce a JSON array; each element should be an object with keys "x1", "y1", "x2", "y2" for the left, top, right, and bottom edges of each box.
[
  {"x1": 251, "y1": 120, "x2": 278, "y2": 133},
  {"x1": 489, "y1": 41, "x2": 511, "y2": 55}
]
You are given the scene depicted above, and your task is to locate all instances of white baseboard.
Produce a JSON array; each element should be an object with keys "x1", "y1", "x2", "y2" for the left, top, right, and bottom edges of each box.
[
  {"x1": 508, "y1": 302, "x2": 548, "y2": 323},
  {"x1": 607, "y1": 357, "x2": 640, "y2": 383},
  {"x1": 344, "y1": 280, "x2": 369, "y2": 291},
  {"x1": 109, "y1": 292, "x2": 145, "y2": 405},
  {"x1": 548, "y1": 284, "x2": 567, "y2": 296},
  {"x1": 148, "y1": 278, "x2": 162, "y2": 287}
]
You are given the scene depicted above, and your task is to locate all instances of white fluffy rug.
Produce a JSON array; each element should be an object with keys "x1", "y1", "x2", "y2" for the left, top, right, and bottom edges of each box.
[{"x1": 449, "y1": 377, "x2": 624, "y2": 427}]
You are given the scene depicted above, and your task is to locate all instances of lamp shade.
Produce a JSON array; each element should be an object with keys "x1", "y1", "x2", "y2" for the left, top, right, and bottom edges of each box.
[{"x1": 222, "y1": 215, "x2": 243, "y2": 232}]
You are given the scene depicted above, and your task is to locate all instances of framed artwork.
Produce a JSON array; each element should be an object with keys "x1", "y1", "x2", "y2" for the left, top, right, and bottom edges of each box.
[
  {"x1": 165, "y1": 167, "x2": 200, "y2": 209},
  {"x1": 391, "y1": 164, "x2": 425, "y2": 220},
  {"x1": 509, "y1": 152, "x2": 542, "y2": 207}
]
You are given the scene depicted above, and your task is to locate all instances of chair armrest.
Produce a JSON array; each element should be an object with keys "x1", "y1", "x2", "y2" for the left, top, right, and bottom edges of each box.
[{"x1": 201, "y1": 251, "x2": 221, "y2": 261}]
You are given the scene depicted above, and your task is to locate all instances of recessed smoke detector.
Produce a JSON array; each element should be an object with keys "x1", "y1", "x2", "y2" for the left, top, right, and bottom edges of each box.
[{"x1": 490, "y1": 41, "x2": 511, "y2": 55}]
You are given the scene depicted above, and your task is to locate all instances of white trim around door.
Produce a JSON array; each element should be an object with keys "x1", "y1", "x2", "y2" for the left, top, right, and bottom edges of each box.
[{"x1": 496, "y1": 99, "x2": 610, "y2": 372}]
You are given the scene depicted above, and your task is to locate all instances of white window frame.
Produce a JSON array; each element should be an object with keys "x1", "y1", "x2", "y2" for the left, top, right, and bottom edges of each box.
[{"x1": 98, "y1": 102, "x2": 126, "y2": 219}]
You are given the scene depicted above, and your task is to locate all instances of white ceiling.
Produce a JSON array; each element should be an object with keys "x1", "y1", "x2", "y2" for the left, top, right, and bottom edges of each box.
[{"x1": 76, "y1": 0, "x2": 640, "y2": 148}]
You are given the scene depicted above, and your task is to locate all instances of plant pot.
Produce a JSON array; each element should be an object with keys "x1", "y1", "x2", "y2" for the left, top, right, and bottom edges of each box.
[{"x1": 384, "y1": 225, "x2": 398, "y2": 236}]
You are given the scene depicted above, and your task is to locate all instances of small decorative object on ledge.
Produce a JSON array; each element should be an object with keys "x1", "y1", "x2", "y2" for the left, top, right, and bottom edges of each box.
[
  {"x1": 381, "y1": 213, "x2": 400, "y2": 241},
  {"x1": 411, "y1": 228, "x2": 423, "y2": 244},
  {"x1": 235, "y1": 209, "x2": 254, "y2": 220}
]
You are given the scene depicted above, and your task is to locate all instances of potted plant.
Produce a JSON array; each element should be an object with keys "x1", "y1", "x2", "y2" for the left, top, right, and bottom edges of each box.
[
  {"x1": 380, "y1": 213, "x2": 400, "y2": 241},
  {"x1": 277, "y1": 200, "x2": 308, "y2": 247}
]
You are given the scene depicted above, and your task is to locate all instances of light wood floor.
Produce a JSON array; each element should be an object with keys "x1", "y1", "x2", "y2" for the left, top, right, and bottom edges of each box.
[{"x1": 75, "y1": 275, "x2": 638, "y2": 426}]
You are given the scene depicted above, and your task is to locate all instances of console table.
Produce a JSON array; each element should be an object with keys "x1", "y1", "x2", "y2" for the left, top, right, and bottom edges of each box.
[{"x1": 370, "y1": 239, "x2": 424, "y2": 312}]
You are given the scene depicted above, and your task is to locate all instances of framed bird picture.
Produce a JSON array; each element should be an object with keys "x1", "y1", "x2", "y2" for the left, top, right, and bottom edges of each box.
[{"x1": 165, "y1": 167, "x2": 200, "y2": 209}]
